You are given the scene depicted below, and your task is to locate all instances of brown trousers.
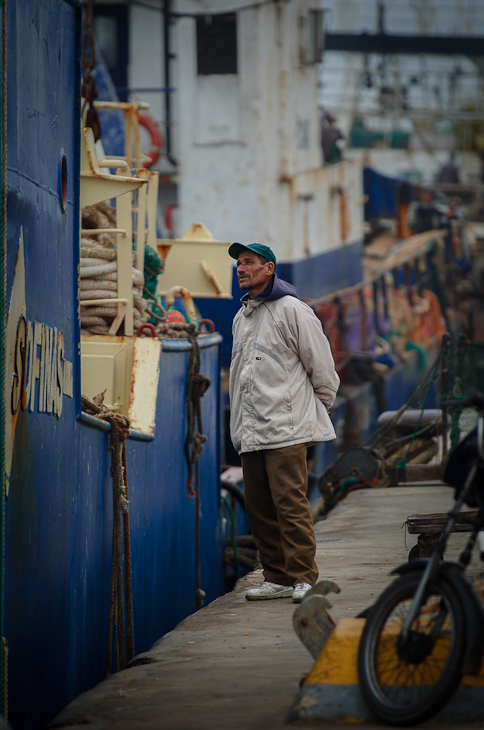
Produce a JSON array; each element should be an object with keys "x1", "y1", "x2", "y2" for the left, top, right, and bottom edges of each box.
[{"x1": 241, "y1": 443, "x2": 318, "y2": 587}]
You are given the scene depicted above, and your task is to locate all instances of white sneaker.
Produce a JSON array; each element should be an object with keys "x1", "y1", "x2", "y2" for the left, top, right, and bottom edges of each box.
[
  {"x1": 245, "y1": 581, "x2": 293, "y2": 601},
  {"x1": 292, "y1": 582, "x2": 312, "y2": 603}
]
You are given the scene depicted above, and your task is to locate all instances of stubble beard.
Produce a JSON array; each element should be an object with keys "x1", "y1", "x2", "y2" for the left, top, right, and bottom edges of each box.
[{"x1": 238, "y1": 278, "x2": 252, "y2": 291}]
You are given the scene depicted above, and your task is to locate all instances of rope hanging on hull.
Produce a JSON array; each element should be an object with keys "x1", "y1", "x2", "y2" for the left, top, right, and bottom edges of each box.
[
  {"x1": 184, "y1": 330, "x2": 210, "y2": 498},
  {"x1": 183, "y1": 330, "x2": 211, "y2": 611},
  {"x1": 82, "y1": 394, "x2": 135, "y2": 672}
]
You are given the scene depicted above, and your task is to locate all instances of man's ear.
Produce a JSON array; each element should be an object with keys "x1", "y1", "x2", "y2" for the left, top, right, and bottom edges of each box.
[{"x1": 267, "y1": 262, "x2": 275, "y2": 276}]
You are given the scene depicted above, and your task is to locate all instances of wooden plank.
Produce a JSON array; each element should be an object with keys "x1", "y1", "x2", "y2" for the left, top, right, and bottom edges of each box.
[
  {"x1": 407, "y1": 523, "x2": 475, "y2": 534},
  {"x1": 398, "y1": 464, "x2": 445, "y2": 483},
  {"x1": 407, "y1": 511, "x2": 478, "y2": 523},
  {"x1": 407, "y1": 510, "x2": 478, "y2": 534}
]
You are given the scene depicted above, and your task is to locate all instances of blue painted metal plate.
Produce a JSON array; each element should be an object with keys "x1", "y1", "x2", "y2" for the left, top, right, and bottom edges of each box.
[{"x1": 5, "y1": 4, "x2": 224, "y2": 729}]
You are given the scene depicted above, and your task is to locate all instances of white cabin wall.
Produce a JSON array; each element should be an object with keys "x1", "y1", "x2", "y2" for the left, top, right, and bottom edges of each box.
[
  {"x1": 272, "y1": 1, "x2": 363, "y2": 259},
  {"x1": 256, "y1": 0, "x2": 364, "y2": 260},
  {"x1": 250, "y1": 5, "x2": 284, "y2": 254},
  {"x1": 283, "y1": 159, "x2": 363, "y2": 260},
  {"x1": 174, "y1": 0, "x2": 362, "y2": 263},
  {"x1": 175, "y1": 12, "x2": 259, "y2": 241}
]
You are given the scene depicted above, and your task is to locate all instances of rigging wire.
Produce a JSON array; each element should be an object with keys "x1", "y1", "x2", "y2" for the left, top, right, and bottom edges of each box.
[
  {"x1": 130, "y1": 0, "x2": 280, "y2": 16},
  {"x1": 175, "y1": 0, "x2": 275, "y2": 15}
]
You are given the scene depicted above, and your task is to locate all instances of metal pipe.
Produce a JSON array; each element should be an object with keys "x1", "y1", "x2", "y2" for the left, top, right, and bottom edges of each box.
[
  {"x1": 165, "y1": 286, "x2": 198, "y2": 327},
  {"x1": 163, "y1": 0, "x2": 177, "y2": 167},
  {"x1": 97, "y1": 160, "x2": 130, "y2": 170},
  {"x1": 80, "y1": 298, "x2": 128, "y2": 306},
  {"x1": 80, "y1": 228, "x2": 127, "y2": 235},
  {"x1": 93, "y1": 100, "x2": 150, "y2": 111}
]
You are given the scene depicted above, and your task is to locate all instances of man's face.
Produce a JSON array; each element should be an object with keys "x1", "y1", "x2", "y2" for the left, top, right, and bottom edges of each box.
[{"x1": 237, "y1": 251, "x2": 273, "y2": 295}]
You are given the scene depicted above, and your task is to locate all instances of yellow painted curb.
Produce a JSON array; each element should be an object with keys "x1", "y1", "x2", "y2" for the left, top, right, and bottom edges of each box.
[
  {"x1": 305, "y1": 617, "x2": 484, "y2": 688},
  {"x1": 305, "y1": 618, "x2": 363, "y2": 686},
  {"x1": 286, "y1": 618, "x2": 484, "y2": 724}
]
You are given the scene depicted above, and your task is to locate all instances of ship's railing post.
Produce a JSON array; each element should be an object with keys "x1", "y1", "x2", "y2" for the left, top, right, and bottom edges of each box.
[
  {"x1": 135, "y1": 168, "x2": 149, "y2": 274},
  {"x1": 113, "y1": 192, "x2": 134, "y2": 337},
  {"x1": 146, "y1": 171, "x2": 159, "y2": 253}
]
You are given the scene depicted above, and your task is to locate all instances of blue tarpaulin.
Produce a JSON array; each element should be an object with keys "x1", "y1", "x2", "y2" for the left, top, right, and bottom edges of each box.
[{"x1": 364, "y1": 166, "x2": 415, "y2": 221}]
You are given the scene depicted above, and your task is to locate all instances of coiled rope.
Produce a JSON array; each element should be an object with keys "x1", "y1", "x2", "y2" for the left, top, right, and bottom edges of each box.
[
  {"x1": 82, "y1": 394, "x2": 135, "y2": 672},
  {"x1": 80, "y1": 217, "x2": 148, "y2": 335}
]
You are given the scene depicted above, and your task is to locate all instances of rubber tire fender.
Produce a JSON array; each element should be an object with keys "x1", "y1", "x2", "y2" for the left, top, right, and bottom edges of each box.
[{"x1": 393, "y1": 559, "x2": 484, "y2": 676}]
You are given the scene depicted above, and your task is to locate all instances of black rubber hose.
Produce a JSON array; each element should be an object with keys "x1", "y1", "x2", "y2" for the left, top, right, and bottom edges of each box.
[{"x1": 220, "y1": 479, "x2": 245, "y2": 511}]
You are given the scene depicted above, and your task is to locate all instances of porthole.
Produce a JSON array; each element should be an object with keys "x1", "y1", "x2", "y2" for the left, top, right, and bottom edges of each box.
[{"x1": 58, "y1": 149, "x2": 68, "y2": 213}]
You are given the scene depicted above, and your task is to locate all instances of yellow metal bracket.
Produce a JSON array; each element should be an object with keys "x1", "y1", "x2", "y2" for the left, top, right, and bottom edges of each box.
[
  {"x1": 80, "y1": 127, "x2": 146, "y2": 208},
  {"x1": 157, "y1": 223, "x2": 233, "y2": 299}
]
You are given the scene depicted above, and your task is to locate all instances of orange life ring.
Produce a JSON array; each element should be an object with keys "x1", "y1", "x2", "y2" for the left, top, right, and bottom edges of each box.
[{"x1": 138, "y1": 113, "x2": 163, "y2": 168}]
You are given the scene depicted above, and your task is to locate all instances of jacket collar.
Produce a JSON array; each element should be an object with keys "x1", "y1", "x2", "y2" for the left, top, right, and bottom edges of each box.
[
  {"x1": 242, "y1": 296, "x2": 264, "y2": 317},
  {"x1": 240, "y1": 274, "x2": 298, "y2": 307}
]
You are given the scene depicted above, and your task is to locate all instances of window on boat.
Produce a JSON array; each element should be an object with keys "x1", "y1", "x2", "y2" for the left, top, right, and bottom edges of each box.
[
  {"x1": 299, "y1": 9, "x2": 324, "y2": 66},
  {"x1": 93, "y1": 5, "x2": 129, "y2": 101},
  {"x1": 196, "y1": 13, "x2": 238, "y2": 75}
]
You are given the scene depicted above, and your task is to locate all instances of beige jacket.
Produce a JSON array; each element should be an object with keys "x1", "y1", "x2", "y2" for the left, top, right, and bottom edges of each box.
[{"x1": 229, "y1": 295, "x2": 340, "y2": 454}]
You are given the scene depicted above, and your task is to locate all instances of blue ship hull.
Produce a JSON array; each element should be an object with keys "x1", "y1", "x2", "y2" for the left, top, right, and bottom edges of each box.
[{"x1": 5, "y1": 3, "x2": 224, "y2": 728}]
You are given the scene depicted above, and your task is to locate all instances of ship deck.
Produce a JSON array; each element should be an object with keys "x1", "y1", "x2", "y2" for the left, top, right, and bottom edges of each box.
[{"x1": 48, "y1": 482, "x2": 475, "y2": 730}]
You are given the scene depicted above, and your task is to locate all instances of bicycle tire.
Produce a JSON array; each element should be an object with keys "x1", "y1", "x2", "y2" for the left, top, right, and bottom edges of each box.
[{"x1": 358, "y1": 572, "x2": 466, "y2": 726}]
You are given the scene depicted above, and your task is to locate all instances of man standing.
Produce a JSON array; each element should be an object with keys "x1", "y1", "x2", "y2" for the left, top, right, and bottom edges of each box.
[{"x1": 228, "y1": 243, "x2": 339, "y2": 603}]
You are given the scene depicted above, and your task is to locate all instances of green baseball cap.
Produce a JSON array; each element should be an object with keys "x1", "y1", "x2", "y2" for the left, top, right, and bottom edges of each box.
[{"x1": 228, "y1": 242, "x2": 277, "y2": 266}]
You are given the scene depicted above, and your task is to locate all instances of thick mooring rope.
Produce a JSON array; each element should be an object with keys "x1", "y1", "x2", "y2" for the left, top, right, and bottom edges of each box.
[
  {"x1": 121, "y1": 445, "x2": 135, "y2": 660},
  {"x1": 80, "y1": 203, "x2": 147, "y2": 335},
  {"x1": 194, "y1": 461, "x2": 205, "y2": 611},
  {"x1": 80, "y1": 237, "x2": 147, "y2": 335},
  {"x1": 184, "y1": 329, "x2": 211, "y2": 499},
  {"x1": 81, "y1": 395, "x2": 135, "y2": 672},
  {"x1": 183, "y1": 330, "x2": 211, "y2": 611}
]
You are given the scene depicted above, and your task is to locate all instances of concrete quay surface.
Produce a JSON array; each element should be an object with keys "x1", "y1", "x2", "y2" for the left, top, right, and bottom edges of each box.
[{"x1": 48, "y1": 485, "x2": 482, "y2": 730}]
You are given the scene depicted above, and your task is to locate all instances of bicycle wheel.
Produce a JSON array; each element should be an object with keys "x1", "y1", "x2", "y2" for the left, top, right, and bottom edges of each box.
[{"x1": 358, "y1": 572, "x2": 466, "y2": 726}]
